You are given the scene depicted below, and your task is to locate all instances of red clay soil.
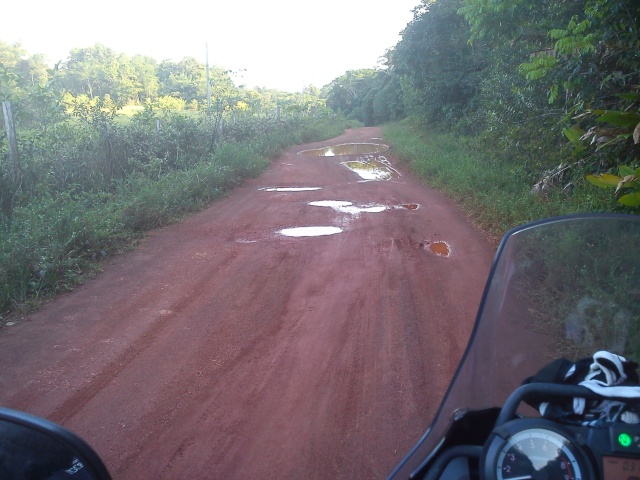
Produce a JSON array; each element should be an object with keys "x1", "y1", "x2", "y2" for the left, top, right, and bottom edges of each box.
[{"x1": 0, "y1": 127, "x2": 494, "y2": 479}]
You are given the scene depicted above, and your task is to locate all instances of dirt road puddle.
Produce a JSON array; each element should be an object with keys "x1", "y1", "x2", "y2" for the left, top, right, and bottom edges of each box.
[
  {"x1": 400, "y1": 203, "x2": 419, "y2": 210},
  {"x1": 279, "y1": 226, "x2": 342, "y2": 237},
  {"x1": 260, "y1": 187, "x2": 321, "y2": 192},
  {"x1": 298, "y1": 143, "x2": 388, "y2": 156},
  {"x1": 427, "y1": 241, "x2": 451, "y2": 257},
  {"x1": 309, "y1": 201, "x2": 387, "y2": 214},
  {"x1": 341, "y1": 156, "x2": 400, "y2": 181}
]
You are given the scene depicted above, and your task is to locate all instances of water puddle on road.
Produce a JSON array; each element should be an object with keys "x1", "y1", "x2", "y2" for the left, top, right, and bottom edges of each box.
[
  {"x1": 341, "y1": 156, "x2": 400, "y2": 181},
  {"x1": 260, "y1": 187, "x2": 321, "y2": 192},
  {"x1": 309, "y1": 201, "x2": 387, "y2": 215},
  {"x1": 279, "y1": 226, "x2": 343, "y2": 237},
  {"x1": 298, "y1": 143, "x2": 388, "y2": 157},
  {"x1": 426, "y1": 241, "x2": 451, "y2": 257},
  {"x1": 392, "y1": 203, "x2": 420, "y2": 210}
]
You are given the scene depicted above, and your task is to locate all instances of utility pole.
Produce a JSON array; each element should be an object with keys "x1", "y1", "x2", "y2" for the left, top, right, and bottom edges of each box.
[{"x1": 206, "y1": 43, "x2": 211, "y2": 111}]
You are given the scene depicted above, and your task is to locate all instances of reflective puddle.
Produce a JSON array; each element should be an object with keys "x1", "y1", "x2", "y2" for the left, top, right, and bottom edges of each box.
[
  {"x1": 392, "y1": 203, "x2": 420, "y2": 210},
  {"x1": 260, "y1": 187, "x2": 321, "y2": 192},
  {"x1": 341, "y1": 156, "x2": 400, "y2": 181},
  {"x1": 298, "y1": 143, "x2": 388, "y2": 156},
  {"x1": 309, "y1": 200, "x2": 387, "y2": 215},
  {"x1": 279, "y1": 226, "x2": 343, "y2": 237},
  {"x1": 427, "y1": 241, "x2": 451, "y2": 257}
]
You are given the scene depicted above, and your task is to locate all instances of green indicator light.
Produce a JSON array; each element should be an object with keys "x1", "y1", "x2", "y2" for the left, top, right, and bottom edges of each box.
[{"x1": 618, "y1": 433, "x2": 633, "y2": 448}]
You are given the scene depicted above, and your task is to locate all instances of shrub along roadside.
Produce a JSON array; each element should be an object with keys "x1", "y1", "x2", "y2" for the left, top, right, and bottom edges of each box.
[
  {"x1": 383, "y1": 120, "x2": 619, "y2": 241},
  {"x1": 0, "y1": 117, "x2": 346, "y2": 318}
]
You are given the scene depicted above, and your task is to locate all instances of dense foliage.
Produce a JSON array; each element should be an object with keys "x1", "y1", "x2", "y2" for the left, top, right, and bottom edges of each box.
[
  {"x1": 392, "y1": 0, "x2": 483, "y2": 131},
  {"x1": 324, "y1": 0, "x2": 639, "y2": 206},
  {"x1": 322, "y1": 69, "x2": 404, "y2": 126}
]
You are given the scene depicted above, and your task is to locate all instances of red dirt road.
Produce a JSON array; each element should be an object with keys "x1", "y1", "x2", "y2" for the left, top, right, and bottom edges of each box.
[{"x1": 0, "y1": 127, "x2": 494, "y2": 479}]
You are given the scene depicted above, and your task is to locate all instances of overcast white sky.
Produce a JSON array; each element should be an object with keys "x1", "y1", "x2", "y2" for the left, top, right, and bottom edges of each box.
[{"x1": 2, "y1": 0, "x2": 419, "y2": 92}]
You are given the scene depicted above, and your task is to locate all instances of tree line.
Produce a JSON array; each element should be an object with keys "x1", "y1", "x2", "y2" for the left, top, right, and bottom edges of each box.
[
  {"x1": 0, "y1": 41, "x2": 327, "y2": 126},
  {"x1": 323, "y1": 0, "x2": 639, "y2": 205},
  {"x1": 0, "y1": 40, "x2": 335, "y2": 220}
]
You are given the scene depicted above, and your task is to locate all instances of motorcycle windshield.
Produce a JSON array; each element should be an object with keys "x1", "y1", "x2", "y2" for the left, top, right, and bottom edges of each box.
[{"x1": 390, "y1": 214, "x2": 640, "y2": 479}]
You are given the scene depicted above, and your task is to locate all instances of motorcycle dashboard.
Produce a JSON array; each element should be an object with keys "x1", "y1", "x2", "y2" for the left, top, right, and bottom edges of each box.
[
  {"x1": 483, "y1": 418, "x2": 640, "y2": 480},
  {"x1": 602, "y1": 455, "x2": 640, "y2": 478}
]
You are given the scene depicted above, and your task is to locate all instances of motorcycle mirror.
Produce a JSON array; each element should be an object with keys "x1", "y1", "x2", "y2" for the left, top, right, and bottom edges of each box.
[{"x1": 0, "y1": 407, "x2": 111, "y2": 480}]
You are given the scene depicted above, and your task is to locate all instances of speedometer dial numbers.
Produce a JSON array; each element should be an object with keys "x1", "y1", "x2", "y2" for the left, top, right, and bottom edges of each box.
[
  {"x1": 496, "y1": 429, "x2": 581, "y2": 479},
  {"x1": 483, "y1": 420, "x2": 594, "y2": 480}
]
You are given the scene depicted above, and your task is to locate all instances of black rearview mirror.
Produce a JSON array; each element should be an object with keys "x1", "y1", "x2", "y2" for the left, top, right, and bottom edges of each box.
[{"x1": 0, "y1": 407, "x2": 111, "y2": 480}]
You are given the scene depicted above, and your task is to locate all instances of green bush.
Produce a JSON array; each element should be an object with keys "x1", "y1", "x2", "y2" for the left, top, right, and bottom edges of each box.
[
  {"x1": 383, "y1": 120, "x2": 614, "y2": 239},
  {"x1": 0, "y1": 192, "x2": 122, "y2": 310}
]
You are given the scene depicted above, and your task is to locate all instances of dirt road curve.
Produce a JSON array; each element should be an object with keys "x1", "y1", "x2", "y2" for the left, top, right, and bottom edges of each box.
[{"x1": 0, "y1": 127, "x2": 494, "y2": 479}]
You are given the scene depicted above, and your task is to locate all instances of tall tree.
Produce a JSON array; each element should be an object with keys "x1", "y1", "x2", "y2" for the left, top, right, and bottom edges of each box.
[
  {"x1": 157, "y1": 57, "x2": 208, "y2": 102},
  {"x1": 60, "y1": 44, "x2": 121, "y2": 99},
  {"x1": 0, "y1": 41, "x2": 49, "y2": 99},
  {"x1": 390, "y1": 0, "x2": 483, "y2": 129},
  {"x1": 324, "y1": 69, "x2": 377, "y2": 118},
  {"x1": 130, "y1": 55, "x2": 159, "y2": 103}
]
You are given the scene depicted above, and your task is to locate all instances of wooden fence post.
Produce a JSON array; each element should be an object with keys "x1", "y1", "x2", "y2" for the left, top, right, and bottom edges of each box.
[{"x1": 2, "y1": 100, "x2": 21, "y2": 184}]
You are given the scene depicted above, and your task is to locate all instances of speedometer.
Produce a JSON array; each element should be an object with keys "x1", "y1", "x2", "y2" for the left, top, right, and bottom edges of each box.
[
  {"x1": 483, "y1": 419, "x2": 594, "y2": 480},
  {"x1": 495, "y1": 428, "x2": 582, "y2": 479}
]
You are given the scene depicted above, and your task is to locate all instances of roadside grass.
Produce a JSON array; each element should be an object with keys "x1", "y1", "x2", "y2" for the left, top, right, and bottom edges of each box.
[
  {"x1": 383, "y1": 120, "x2": 615, "y2": 241},
  {"x1": 0, "y1": 116, "x2": 346, "y2": 320}
]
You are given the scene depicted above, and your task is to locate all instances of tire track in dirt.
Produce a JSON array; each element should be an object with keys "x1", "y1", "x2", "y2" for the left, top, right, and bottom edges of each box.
[
  {"x1": 0, "y1": 127, "x2": 494, "y2": 479},
  {"x1": 48, "y1": 248, "x2": 242, "y2": 424}
]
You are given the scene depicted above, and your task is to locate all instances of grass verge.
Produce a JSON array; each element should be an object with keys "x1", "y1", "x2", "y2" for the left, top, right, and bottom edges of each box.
[{"x1": 383, "y1": 120, "x2": 618, "y2": 242}]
